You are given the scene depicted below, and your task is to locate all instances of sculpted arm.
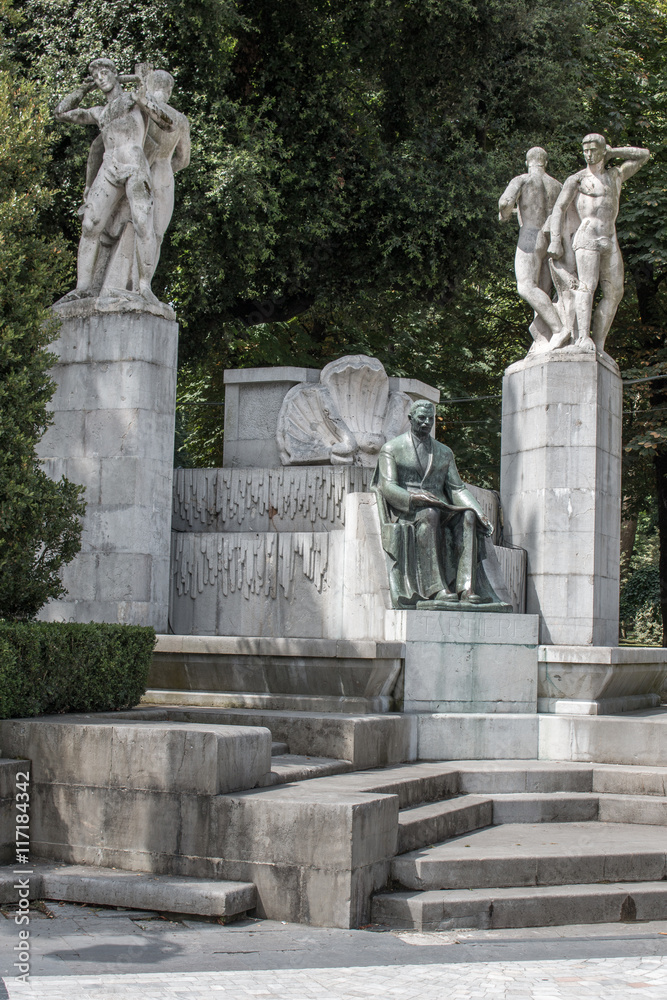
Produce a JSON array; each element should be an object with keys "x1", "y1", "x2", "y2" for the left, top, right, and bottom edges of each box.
[
  {"x1": 548, "y1": 175, "x2": 579, "y2": 257},
  {"x1": 135, "y1": 92, "x2": 177, "y2": 132},
  {"x1": 446, "y1": 457, "x2": 494, "y2": 534},
  {"x1": 171, "y1": 118, "x2": 191, "y2": 172},
  {"x1": 605, "y1": 145, "x2": 650, "y2": 183},
  {"x1": 376, "y1": 450, "x2": 412, "y2": 514},
  {"x1": 54, "y1": 80, "x2": 100, "y2": 126},
  {"x1": 498, "y1": 175, "x2": 524, "y2": 222}
]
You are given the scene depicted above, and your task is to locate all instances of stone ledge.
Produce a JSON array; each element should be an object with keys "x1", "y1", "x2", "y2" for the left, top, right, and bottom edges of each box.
[
  {"x1": 154, "y1": 634, "x2": 405, "y2": 659},
  {"x1": 0, "y1": 864, "x2": 256, "y2": 917},
  {"x1": 540, "y1": 644, "x2": 667, "y2": 664},
  {"x1": 224, "y1": 366, "x2": 319, "y2": 385}
]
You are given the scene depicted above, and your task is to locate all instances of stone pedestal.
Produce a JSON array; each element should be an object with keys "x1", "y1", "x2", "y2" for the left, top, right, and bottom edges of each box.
[
  {"x1": 500, "y1": 350, "x2": 622, "y2": 646},
  {"x1": 538, "y1": 645, "x2": 667, "y2": 714},
  {"x1": 38, "y1": 301, "x2": 178, "y2": 630},
  {"x1": 387, "y1": 609, "x2": 539, "y2": 713}
]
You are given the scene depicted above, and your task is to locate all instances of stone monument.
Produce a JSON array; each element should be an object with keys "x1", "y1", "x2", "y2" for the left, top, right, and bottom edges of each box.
[
  {"x1": 500, "y1": 136, "x2": 666, "y2": 713},
  {"x1": 157, "y1": 356, "x2": 535, "y2": 717},
  {"x1": 38, "y1": 59, "x2": 189, "y2": 629}
]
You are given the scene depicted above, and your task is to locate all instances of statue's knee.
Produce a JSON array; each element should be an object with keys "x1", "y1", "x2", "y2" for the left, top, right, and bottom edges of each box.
[
  {"x1": 463, "y1": 510, "x2": 476, "y2": 527},
  {"x1": 416, "y1": 508, "x2": 439, "y2": 533}
]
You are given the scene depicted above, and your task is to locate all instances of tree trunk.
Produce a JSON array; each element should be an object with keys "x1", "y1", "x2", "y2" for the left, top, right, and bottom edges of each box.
[
  {"x1": 620, "y1": 517, "x2": 637, "y2": 579},
  {"x1": 654, "y1": 451, "x2": 667, "y2": 646}
]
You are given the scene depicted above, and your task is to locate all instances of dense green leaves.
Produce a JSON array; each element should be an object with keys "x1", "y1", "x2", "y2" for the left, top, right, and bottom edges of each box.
[{"x1": 0, "y1": 26, "x2": 84, "y2": 619}]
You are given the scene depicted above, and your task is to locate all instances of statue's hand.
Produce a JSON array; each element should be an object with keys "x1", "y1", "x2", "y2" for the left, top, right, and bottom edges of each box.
[
  {"x1": 480, "y1": 515, "x2": 494, "y2": 537},
  {"x1": 410, "y1": 491, "x2": 439, "y2": 508},
  {"x1": 547, "y1": 237, "x2": 563, "y2": 259}
]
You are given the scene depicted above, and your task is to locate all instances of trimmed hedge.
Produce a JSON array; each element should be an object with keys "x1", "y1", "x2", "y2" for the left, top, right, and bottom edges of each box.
[{"x1": 0, "y1": 621, "x2": 156, "y2": 719}]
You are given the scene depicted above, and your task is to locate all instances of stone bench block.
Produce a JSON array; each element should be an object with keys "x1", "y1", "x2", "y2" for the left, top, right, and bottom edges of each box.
[
  {"x1": 0, "y1": 720, "x2": 271, "y2": 794},
  {"x1": 538, "y1": 645, "x2": 667, "y2": 714}
]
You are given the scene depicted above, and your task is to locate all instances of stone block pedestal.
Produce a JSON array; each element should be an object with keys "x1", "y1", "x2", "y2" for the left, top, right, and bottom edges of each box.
[
  {"x1": 387, "y1": 609, "x2": 540, "y2": 713},
  {"x1": 500, "y1": 350, "x2": 622, "y2": 646},
  {"x1": 38, "y1": 301, "x2": 178, "y2": 630},
  {"x1": 538, "y1": 644, "x2": 667, "y2": 714}
]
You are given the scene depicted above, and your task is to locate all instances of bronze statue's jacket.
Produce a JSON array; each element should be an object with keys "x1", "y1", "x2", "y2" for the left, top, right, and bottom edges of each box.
[{"x1": 374, "y1": 432, "x2": 486, "y2": 522}]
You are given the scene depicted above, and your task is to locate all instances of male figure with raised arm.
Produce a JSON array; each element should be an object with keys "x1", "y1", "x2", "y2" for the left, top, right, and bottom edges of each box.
[
  {"x1": 498, "y1": 147, "x2": 569, "y2": 352},
  {"x1": 548, "y1": 134, "x2": 649, "y2": 353},
  {"x1": 55, "y1": 58, "x2": 177, "y2": 304}
]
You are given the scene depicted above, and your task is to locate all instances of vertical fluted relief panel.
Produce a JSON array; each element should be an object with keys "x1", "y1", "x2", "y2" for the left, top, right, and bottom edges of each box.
[{"x1": 172, "y1": 466, "x2": 374, "y2": 532}]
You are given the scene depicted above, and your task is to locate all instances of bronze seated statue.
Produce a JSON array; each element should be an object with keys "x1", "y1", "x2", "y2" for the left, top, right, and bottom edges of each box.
[{"x1": 371, "y1": 399, "x2": 510, "y2": 611}]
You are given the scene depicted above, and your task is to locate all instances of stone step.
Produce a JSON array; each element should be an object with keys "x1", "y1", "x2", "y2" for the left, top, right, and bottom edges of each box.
[
  {"x1": 372, "y1": 881, "x2": 667, "y2": 931},
  {"x1": 119, "y1": 706, "x2": 414, "y2": 770},
  {"x1": 592, "y1": 764, "x2": 667, "y2": 797},
  {"x1": 271, "y1": 741, "x2": 289, "y2": 756},
  {"x1": 257, "y1": 755, "x2": 354, "y2": 786},
  {"x1": 391, "y1": 821, "x2": 667, "y2": 891},
  {"x1": 0, "y1": 864, "x2": 256, "y2": 918},
  {"x1": 305, "y1": 762, "x2": 461, "y2": 808},
  {"x1": 598, "y1": 793, "x2": 667, "y2": 826},
  {"x1": 397, "y1": 796, "x2": 492, "y2": 854},
  {"x1": 489, "y1": 792, "x2": 667, "y2": 826},
  {"x1": 455, "y1": 761, "x2": 595, "y2": 794},
  {"x1": 490, "y1": 792, "x2": 600, "y2": 824},
  {"x1": 143, "y1": 689, "x2": 393, "y2": 714}
]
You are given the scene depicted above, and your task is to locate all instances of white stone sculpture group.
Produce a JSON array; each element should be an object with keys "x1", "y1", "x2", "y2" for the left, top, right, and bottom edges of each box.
[
  {"x1": 499, "y1": 136, "x2": 649, "y2": 357},
  {"x1": 54, "y1": 61, "x2": 650, "y2": 364},
  {"x1": 55, "y1": 58, "x2": 190, "y2": 308}
]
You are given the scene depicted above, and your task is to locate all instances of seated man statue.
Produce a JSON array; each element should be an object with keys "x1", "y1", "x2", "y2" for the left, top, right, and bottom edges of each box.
[{"x1": 372, "y1": 400, "x2": 506, "y2": 609}]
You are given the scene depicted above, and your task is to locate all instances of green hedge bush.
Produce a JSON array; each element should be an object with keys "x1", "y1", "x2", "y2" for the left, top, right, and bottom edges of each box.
[{"x1": 0, "y1": 621, "x2": 155, "y2": 719}]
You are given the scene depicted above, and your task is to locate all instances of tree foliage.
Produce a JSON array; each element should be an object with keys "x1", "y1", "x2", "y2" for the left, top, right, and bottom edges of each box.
[{"x1": 0, "y1": 8, "x2": 84, "y2": 620}]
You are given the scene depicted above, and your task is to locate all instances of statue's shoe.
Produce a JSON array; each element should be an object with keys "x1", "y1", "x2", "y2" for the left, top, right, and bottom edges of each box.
[
  {"x1": 433, "y1": 589, "x2": 458, "y2": 602},
  {"x1": 459, "y1": 590, "x2": 489, "y2": 605}
]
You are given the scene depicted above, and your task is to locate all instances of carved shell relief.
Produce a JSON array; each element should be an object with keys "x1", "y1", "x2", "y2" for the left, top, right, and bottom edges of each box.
[{"x1": 276, "y1": 355, "x2": 413, "y2": 468}]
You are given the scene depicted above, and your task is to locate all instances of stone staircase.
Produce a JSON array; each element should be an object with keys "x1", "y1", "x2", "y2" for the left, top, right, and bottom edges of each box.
[
  {"x1": 368, "y1": 759, "x2": 667, "y2": 931},
  {"x1": 3, "y1": 706, "x2": 667, "y2": 929}
]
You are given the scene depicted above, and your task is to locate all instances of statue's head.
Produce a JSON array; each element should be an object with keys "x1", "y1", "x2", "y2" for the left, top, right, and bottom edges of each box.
[
  {"x1": 147, "y1": 69, "x2": 174, "y2": 102},
  {"x1": 525, "y1": 146, "x2": 548, "y2": 169},
  {"x1": 88, "y1": 58, "x2": 119, "y2": 94},
  {"x1": 408, "y1": 400, "x2": 435, "y2": 437},
  {"x1": 582, "y1": 133, "x2": 606, "y2": 165}
]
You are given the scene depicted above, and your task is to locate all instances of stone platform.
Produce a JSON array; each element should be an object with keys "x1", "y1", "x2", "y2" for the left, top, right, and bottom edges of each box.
[
  {"x1": 147, "y1": 635, "x2": 404, "y2": 713},
  {"x1": 386, "y1": 610, "x2": 539, "y2": 714},
  {"x1": 538, "y1": 644, "x2": 667, "y2": 714},
  {"x1": 3, "y1": 707, "x2": 666, "y2": 929}
]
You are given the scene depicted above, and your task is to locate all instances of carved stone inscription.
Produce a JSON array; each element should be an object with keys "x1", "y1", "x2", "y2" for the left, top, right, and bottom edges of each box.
[{"x1": 405, "y1": 610, "x2": 538, "y2": 645}]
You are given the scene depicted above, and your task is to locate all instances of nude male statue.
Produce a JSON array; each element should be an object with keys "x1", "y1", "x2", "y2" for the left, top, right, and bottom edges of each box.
[
  {"x1": 548, "y1": 134, "x2": 649, "y2": 353},
  {"x1": 498, "y1": 147, "x2": 569, "y2": 352},
  {"x1": 144, "y1": 70, "x2": 191, "y2": 281},
  {"x1": 55, "y1": 58, "x2": 178, "y2": 305}
]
